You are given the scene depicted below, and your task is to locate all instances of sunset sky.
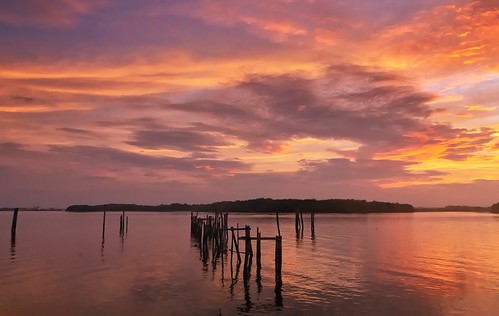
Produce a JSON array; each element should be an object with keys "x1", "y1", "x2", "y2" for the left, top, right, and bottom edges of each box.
[{"x1": 1, "y1": 0, "x2": 498, "y2": 208}]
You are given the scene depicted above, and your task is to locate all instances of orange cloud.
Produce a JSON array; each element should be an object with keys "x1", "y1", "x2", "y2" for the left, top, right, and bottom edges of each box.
[{"x1": 370, "y1": 1, "x2": 499, "y2": 73}]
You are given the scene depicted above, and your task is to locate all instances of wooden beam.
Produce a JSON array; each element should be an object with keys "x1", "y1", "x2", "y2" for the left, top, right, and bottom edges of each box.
[{"x1": 239, "y1": 236, "x2": 278, "y2": 241}]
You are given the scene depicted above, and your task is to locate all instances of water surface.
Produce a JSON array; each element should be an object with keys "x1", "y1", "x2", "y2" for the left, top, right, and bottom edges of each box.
[{"x1": 1, "y1": 211, "x2": 498, "y2": 315}]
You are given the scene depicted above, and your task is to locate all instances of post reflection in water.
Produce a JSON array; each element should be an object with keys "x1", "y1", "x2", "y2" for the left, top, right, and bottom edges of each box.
[
  {"x1": 10, "y1": 235, "x2": 16, "y2": 263},
  {"x1": 240, "y1": 265, "x2": 253, "y2": 313}
]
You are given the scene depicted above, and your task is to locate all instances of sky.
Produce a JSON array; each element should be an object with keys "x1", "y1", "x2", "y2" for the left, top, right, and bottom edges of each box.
[{"x1": 0, "y1": 0, "x2": 498, "y2": 208}]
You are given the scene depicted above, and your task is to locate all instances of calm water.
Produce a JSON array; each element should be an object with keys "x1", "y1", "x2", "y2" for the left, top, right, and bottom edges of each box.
[{"x1": 1, "y1": 211, "x2": 499, "y2": 315}]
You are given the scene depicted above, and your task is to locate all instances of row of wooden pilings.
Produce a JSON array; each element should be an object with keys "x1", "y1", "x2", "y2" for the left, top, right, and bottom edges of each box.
[
  {"x1": 190, "y1": 212, "x2": 283, "y2": 307},
  {"x1": 8, "y1": 208, "x2": 130, "y2": 259}
]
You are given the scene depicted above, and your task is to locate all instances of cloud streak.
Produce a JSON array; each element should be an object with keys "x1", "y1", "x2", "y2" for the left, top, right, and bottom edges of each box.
[{"x1": 0, "y1": 0, "x2": 109, "y2": 27}]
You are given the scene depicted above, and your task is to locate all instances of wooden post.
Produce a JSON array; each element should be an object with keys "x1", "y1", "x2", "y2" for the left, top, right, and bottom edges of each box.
[
  {"x1": 275, "y1": 235, "x2": 282, "y2": 306},
  {"x1": 243, "y1": 225, "x2": 251, "y2": 280},
  {"x1": 102, "y1": 211, "x2": 106, "y2": 241},
  {"x1": 224, "y1": 212, "x2": 229, "y2": 246},
  {"x1": 256, "y1": 228, "x2": 262, "y2": 283},
  {"x1": 295, "y1": 209, "x2": 299, "y2": 233},
  {"x1": 276, "y1": 211, "x2": 281, "y2": 237},
  {"x1": 256, "y1": 228, "x2": 261, "y2": 268},
  {"x1": 300, "y1": 211, "x2": 304, "y2": 234},
  {"x1": 230, "y1": 227, "x2": 234, "y2": 268},
  {"x1": 11, "y1": 208, "x2": 19, "y2": 237},
  {"x1": 221, "y1": 231, "x2": 224, "y2": 276},
  {"x1": 202, "y1": 223, "x2": 209, "y2": 262},
  {"x1": 232, "y1": 228, "x2": 241, "y2": 263},
  {"x1": 119, "y1": 214, "x2": 123, "y2": 235}
]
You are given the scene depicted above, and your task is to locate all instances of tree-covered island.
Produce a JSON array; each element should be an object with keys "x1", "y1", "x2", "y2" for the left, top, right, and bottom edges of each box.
[{"x1": 66, "y1": 198, "x2": 414, "y2": 213}]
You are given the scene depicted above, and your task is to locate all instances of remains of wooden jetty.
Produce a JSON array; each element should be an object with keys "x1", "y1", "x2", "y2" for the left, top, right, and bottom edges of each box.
[{"x1": 190, "y1": 211, "x2": 283, "y2": 303}]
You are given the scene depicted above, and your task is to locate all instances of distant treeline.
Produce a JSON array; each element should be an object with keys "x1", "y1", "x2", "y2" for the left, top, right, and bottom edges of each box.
[
  {"x1": 0, "y1": 207, "x2": 63, "y2": 212},
  {"x1": 66, "y1": 198, "x2": 414, "y2": 213},
  {"x1": 417, "y1": 205, "x2": 492, "y2": 212},
  {"x1": 492, "y1": 202, "x2": 499, "y2": 213}
]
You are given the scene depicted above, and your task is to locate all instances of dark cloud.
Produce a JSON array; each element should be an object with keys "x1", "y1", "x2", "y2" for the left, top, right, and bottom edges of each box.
[
  {"x1": 125, "y1": 129, "x2": 232, "y2": 152},
  {"x1": 48, "y1": 145, "x2": 250, "y2": 174},
  {"x1": 10, "y1": 95, "x2": 35, "y2": 103},
  {"x1": 58, "y1": 127, "x2": 97, "y2": 136},
  {"x1": 167, "y1": 100, "x2": 257, "y2": 121},
  {"x1": 0, "y1": 142, "x2": 50, "y2": 160},
  {"x1": 95, "y1": 117, "x2": 165, "y2": 129},
  {"x1": 162, "y1": 65, "x2": 496, "y2": 159},
  {"x1": 0, "y1": 142, "x2": 24, "y2": 151},
  {"x1": 298, "y1": 158, "x2": 446, "y2": 181},
  {"x1": 165, "y1": 65, "x2": 439, "y2": 155},
  {"x1": 0, "y1": 91, "x2": 55, "y2": 108},
  {"x1": 0, "y1": 0, "x2": 108, "y2": 27},
  {"x1": 1, "y1": 77, "x2": 155, "y2": 95}
]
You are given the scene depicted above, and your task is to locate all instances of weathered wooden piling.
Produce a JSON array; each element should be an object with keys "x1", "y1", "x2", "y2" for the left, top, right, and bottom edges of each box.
[
  {"x1": 231, "y1": 227, "x2": 241, "y2": 263},
  {"x1": 102, "y1": 211, "x2": 106, "y2": 241},
  {"x1": 256, "y1": 228, "x2": 262, "y2": 283},
  {"x1": 300, "y1": 211, "x2": 304, "y2": 234},
  {"x1": 11, "y1": 208, "x2": 19, "y2": 237},
  {"x1": 275, "y1": 235, "x2": 282, "y2": 297},
  {"x1": 295, "y1": 209, "x2": 300, "y2": 233},
  {"x1": 224, "y1": 212, "x2": 229, "y2": 242},
  {"x1": 202, "y1": 222, "x2": 209, "y2": 262},
  {"x1": 119, "y1": 214, "x2": 123, "y2": 235},
  {"x1": 243, "y1": 225, "x2": 251, "y2": 280},
  {"x1": 230, "y1": 228, "x2": 234, "y2": 264}
]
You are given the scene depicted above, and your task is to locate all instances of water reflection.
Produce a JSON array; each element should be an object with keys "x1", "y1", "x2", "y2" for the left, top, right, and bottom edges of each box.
[
  {"x1": 239, "y1": 265, "x2": 253, "y2": 313},
  {"x1": 1, "y1": 212, "x2": 499, "y2": 315},
  {"x1": 229, "y1": 261, "x2": 241, "y2": 299},
  {"x1": 10, "y1": 235, "x2": 16, "y2": 263}
]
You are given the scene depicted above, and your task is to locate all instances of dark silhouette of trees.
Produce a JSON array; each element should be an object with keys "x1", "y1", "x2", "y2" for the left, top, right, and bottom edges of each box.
[{"x1": 66, "y1": 198, "x2": 414, "y2": 213}]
